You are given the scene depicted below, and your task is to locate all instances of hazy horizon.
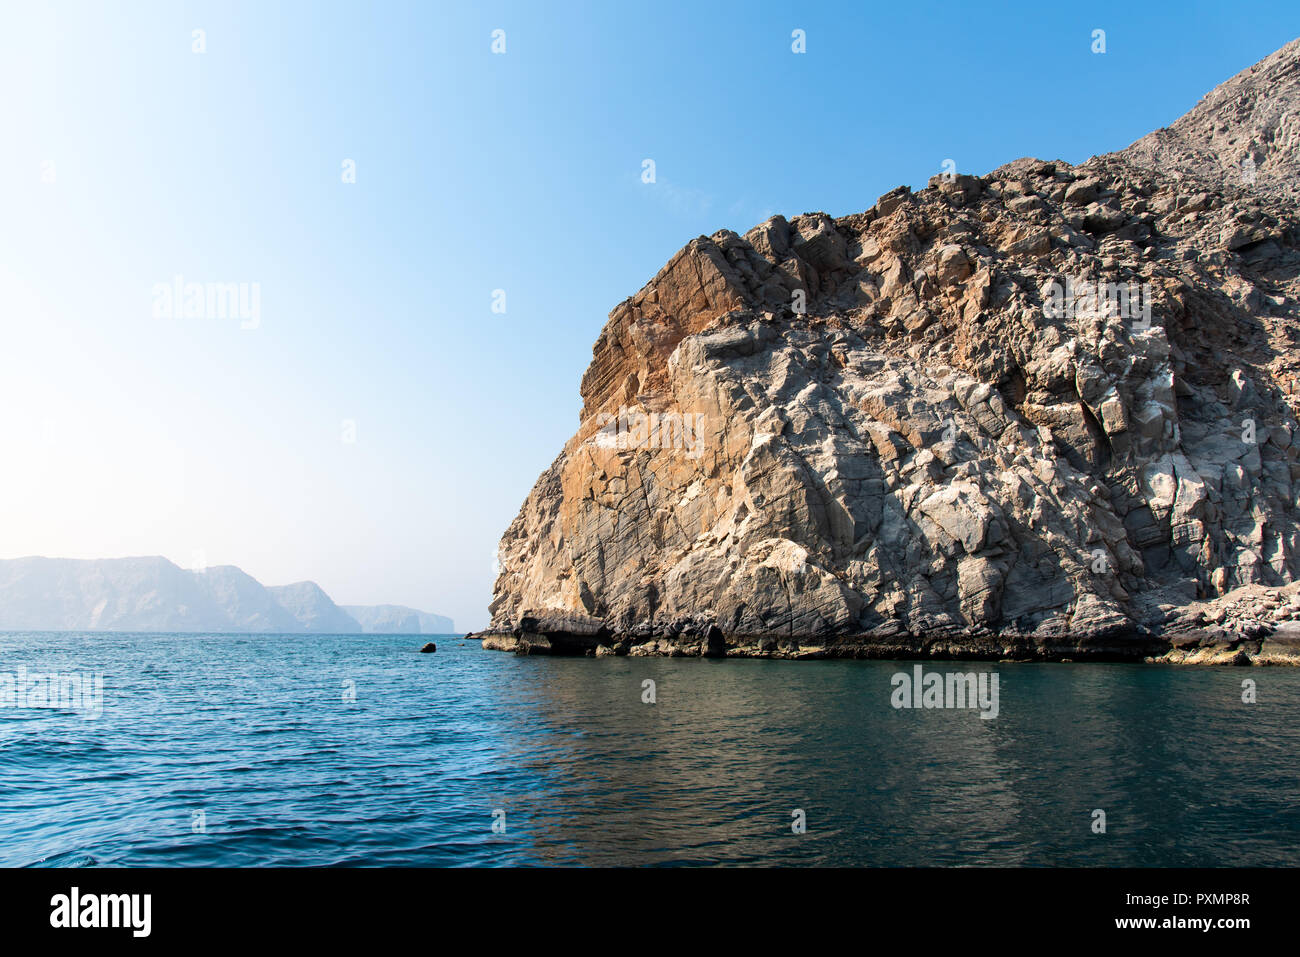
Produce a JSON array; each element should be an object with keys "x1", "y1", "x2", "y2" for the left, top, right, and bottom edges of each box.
[
  {"x1": 0, "y1": 553, "x2": 451, "y2": 618},
  {"x1": 3, "y1": 1, "x2": 1297, "y2": 631}
]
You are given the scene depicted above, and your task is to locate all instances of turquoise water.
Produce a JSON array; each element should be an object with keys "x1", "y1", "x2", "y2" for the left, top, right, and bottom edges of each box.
[{"x1": 2, "y1": 631, "x2": 1298, "y2": 867}]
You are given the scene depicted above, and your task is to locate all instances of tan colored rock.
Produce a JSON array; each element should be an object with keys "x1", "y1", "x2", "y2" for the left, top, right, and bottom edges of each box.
[{"x1": 483, "y1": 41, "x2": 1300, "y2": 664}]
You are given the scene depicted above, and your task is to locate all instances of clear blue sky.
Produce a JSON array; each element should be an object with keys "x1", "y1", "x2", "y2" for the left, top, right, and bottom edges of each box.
[{"x1": 2, "y1": 1, "x2": 1296, "y2": 630}]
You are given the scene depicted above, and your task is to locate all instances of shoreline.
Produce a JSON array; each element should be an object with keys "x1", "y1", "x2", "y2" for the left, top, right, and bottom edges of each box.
[
  {"x1": 471, "y1": 622, "x2": 1300, "y2": 666},
  {"x1": 475, "y1": 583, "x2": 1300, "y2": 666}
]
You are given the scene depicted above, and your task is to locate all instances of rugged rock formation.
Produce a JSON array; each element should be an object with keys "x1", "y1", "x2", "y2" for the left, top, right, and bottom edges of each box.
[
  {"x1": 482, "y1": 40, "x2": 1300, "y2": 664},
  {"x1": 1119, "y1": 38, "x2": 1300, "y2": 206}
]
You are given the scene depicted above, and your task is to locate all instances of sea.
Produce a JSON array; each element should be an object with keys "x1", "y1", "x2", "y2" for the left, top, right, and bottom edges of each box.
[{"x1": 2, "y1": 630, "x2": 1298, "y2": 867}]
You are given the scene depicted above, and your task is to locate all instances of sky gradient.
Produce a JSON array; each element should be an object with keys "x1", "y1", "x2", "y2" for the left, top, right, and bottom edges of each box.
[{"x1": 2, "y1": 1, "x2": 1298, "y2": 630}]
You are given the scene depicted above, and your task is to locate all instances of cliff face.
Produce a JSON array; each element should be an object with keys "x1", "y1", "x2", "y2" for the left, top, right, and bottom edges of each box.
[
  {"x1": 1118, "y1": 38, "x2": 1300, "y2": 206},
  {"x1": 0, "y1": 557, "x2": 367, "y2": 634},
  {"x1": 0, "y1": 557, "x2": 240, "y2": 632},
  {"x1": 265, "y1": 583, "x2": 362, "y2": 633},
  {"x1": 485, "y1": 40, "x2": 1300, "y2": 663}
]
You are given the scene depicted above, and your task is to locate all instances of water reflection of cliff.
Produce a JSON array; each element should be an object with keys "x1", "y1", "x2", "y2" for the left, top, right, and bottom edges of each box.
[{"x1": 477, "y1": 656, "x2": 1300, "y2": 866}]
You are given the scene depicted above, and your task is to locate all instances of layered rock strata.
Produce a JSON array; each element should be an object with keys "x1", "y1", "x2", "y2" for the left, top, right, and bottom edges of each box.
[{"x1": 481, "y1": 41, "x2": 1300, "y2": 664}]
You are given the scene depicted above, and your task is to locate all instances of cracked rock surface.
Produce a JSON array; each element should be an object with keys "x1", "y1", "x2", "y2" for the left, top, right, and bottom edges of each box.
[{"x1": 482, "y1": 40, "x2": 1300, "y2": 664}]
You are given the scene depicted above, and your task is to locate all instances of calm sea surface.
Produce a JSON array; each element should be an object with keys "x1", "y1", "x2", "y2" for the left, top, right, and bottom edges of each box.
[{"x1": 2, "y1": 631, "x2": 1297, "y2": 867}]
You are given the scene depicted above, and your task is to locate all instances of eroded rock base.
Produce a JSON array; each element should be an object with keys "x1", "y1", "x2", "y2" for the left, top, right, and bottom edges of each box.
[{"x1": 476, "y1": 583, "x2": 1300, "y2": 665}]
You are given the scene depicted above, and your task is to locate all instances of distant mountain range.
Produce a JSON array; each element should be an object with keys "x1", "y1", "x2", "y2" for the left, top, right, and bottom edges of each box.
[
  {"x1": 0, "y1": 557, "x2": 453, "y2": 634},
  {"x1": 341, "y1": 604, "x2": 454, "y2": 634}
]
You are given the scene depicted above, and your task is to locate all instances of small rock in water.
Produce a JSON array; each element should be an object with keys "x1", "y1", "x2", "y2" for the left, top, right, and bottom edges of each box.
[{"x1": 419, "y1": 642, "x2": 437, "y2": 654}]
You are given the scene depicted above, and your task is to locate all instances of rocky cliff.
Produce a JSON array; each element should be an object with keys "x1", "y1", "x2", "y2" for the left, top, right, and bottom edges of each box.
[
  {"x1": 265, "y1": 582, "x2": 362, "y2": 633},
  {"x1": 1119, "y1": 38, "x2": 1300, "y2": 206},
  {"x1": 343, "y1": 604, "x2": 455, "y2": 634},
  {"x1": 0, "y1": 557, "x2": 438, "y2": 635},
  {"x1": 482, "y1": 40, "x2": 1300, "y2": 664}
]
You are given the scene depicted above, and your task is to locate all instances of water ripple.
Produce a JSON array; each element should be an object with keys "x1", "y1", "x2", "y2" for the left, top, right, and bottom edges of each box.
[{"x1": 1, "y1": 632, "x2": 1298, "y2": 866}]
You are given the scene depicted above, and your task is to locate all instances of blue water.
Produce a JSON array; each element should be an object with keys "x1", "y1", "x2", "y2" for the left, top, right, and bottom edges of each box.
[{"x1": 2, "y1": 631, "x2": 1298, "y2": 866}]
